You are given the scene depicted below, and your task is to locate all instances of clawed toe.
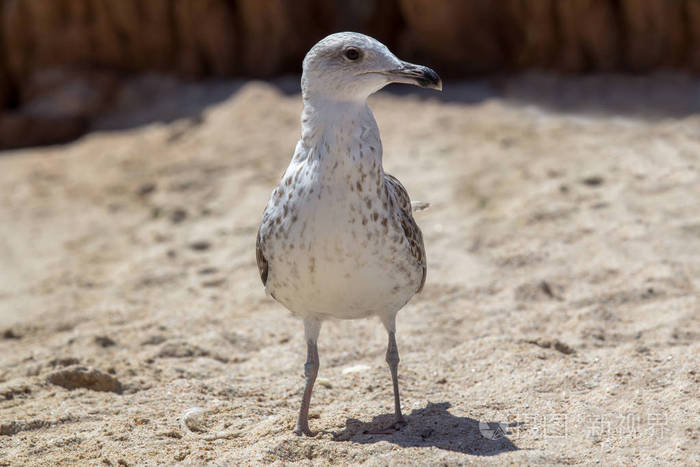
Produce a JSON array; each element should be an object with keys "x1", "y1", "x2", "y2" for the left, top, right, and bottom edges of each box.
[
  {"x1": 294, "y1": 426, "x2": 314, "y2": 437},
  {"x1": 393, "y1": 417, "x2": 407, "y2": 429}
]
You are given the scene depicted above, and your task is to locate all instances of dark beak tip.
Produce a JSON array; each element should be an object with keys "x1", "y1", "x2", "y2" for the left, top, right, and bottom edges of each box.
[
  {"x1": 421, "y1": 66, "x2": 442, "y2": 91},
  {"x1": 392, "y1": 62, "x2": 442, "y2": 91}
]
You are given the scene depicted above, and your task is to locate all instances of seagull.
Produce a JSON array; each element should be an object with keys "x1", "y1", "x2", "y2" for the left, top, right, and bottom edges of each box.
[{"x1": 256, "y1": 32, "x2": 441, "y2": 436}]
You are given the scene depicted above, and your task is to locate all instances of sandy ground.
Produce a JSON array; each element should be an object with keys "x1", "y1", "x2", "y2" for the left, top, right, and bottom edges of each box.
[{"x1": 0, "y1": 73, "x2": 698, "y2": 465}]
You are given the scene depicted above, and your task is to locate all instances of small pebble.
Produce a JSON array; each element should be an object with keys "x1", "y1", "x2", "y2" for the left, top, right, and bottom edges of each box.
[
  {"x1": 189, "y1": 240, "x2": 211, "y2": 251},
  {"x1": 94, "y1": 336, "x2": 116, "y2": 348},
  {"x1": 181, "y1": 407, "x2": 206, "y2": 432},
  {"x1": 581, "y1": 175, "x2": 604, "y2": 186},
  {"x1": 317, "y1": 378, "x2": 332, "y2": 388},
  {"x1": 342, "y1": 364, "x2": 370, "y2": 374}
]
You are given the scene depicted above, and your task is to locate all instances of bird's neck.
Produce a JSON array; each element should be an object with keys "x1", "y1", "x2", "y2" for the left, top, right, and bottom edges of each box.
[{"x1": 299, "y1": 97, "x2": 383, "y2": 171}]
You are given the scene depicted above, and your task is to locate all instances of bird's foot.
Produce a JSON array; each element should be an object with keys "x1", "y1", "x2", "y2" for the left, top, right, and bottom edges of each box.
[
  {"x1": 393, "y1": 416, "x2": 407, "y2": 429},
  {"x1": 293, "y1": 425, "x2": 314, "y2": 437}
]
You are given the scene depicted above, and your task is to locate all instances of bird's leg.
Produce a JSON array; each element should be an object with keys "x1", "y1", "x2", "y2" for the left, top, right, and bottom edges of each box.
[
  {"x1": 386, "y1": 329, "x2": 405, "y2": 426},
  {"x1": 380, "y1": 315, "x2": 405, "y2": 427},
  {"x1": 294, "y1": 319, "x2": 321, "y2": 436},
  {"x1": 294, "y1": 340, "x2": 318, "y2": 436}
]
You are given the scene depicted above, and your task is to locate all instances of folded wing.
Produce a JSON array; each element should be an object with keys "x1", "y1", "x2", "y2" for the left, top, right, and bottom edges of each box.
[{"x1": 384, "y1": 173, "x2": 427, "y2": 293}]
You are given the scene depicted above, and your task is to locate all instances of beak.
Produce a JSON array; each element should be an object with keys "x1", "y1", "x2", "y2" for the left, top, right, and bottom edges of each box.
[{"x1": 384, "y1": 61, "x2": 442, "y2": 91}]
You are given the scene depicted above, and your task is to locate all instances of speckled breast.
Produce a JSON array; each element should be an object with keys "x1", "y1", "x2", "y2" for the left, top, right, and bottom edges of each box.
[{"x1": 260, "y1": 152, "x2": 422, "y2": 321}]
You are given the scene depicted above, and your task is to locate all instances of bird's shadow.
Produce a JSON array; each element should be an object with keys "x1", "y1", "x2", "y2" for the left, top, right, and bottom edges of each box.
[{"x1": 331, "y1": 401, "x2": 519, "y2": 456}]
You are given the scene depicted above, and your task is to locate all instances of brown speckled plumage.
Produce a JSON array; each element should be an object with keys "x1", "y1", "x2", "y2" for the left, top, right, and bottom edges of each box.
[
  {"x1": 256, "y1": 226, "x2": 268, "y2": 286},
  {"x1": 384, "y1": 173, "x2": 426, "y2": 292}
]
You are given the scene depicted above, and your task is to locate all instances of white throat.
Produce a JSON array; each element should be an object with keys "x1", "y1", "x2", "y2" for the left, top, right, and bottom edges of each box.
[{"x1": 299, "y1": 97, "x2": 383, "y2": 179}]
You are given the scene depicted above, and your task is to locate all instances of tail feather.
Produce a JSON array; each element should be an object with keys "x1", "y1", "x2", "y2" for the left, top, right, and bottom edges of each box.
[{"x1": 411, "y1": 201, "x2": 430, "y2": 212}]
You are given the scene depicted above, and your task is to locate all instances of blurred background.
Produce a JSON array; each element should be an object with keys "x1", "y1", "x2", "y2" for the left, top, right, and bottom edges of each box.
[{"x1": 2, "y1": 0, "x2": 700, "y2": 148}]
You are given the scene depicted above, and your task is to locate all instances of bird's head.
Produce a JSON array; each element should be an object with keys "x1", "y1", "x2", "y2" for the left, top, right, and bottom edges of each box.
[{"x1": 301, "y1": 32, "x2": 442, "y2": 103}]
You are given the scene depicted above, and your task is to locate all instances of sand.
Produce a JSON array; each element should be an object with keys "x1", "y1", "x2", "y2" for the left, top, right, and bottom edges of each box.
[{"x1": 0, "y1": 73, "x2": 698, "y2": 465}]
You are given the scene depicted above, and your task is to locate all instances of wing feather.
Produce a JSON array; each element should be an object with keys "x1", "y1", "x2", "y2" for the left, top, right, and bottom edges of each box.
[
  {"x1": 384, "y1": 173, "x2": 427, "y2": 293},
  {"x1": 256, "y1": 225, "x2": 268, "y2": 286}
]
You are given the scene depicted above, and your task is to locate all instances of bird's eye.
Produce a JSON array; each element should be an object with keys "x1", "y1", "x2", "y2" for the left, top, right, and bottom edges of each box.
[{"x1": 344, "y1": 48, "x2": 361, "y2": 61}]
